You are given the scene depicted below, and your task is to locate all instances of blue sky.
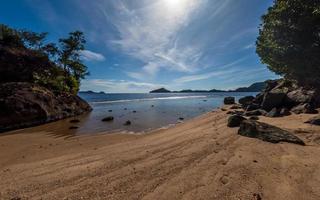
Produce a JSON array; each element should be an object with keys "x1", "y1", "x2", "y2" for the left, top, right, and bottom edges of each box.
[{"x1": 1, "y1": 0, "x2": 279, "y2": 93}]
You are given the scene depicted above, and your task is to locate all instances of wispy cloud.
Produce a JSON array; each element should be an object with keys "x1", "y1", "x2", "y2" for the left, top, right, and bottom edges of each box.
[
  {"x1": 81, "y1": 79, "x2": 166, "y2": 93},
  {"x1": 81, "y1": 50, "x2": 106, "y2": 62}
]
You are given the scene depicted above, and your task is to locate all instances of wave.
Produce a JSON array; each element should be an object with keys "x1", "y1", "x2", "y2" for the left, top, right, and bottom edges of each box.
[{"x1": 91, "y1": 95, "x2": 208, "y2": 104}]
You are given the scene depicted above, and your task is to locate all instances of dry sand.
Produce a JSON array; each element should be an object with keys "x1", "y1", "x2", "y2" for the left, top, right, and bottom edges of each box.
[{"x1": 1, "y1": 107, "x2": 320, "y2": 200}]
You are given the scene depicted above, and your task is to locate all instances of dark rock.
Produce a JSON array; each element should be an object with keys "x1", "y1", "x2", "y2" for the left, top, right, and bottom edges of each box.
[
  {"x1": 291, "y1": 103, "x2": 318, "y2": 114},
  {"x1": 227, "y1": 110, "x2": 244, "y2": 115},
  {"x1": 238, "y1": 120, "x2": 305, "y2": 145},
  {"x1": 238, "y1": 96, "x2": 255, "y2": 106},
  {"x1": 69, "y1": 126, "x2": 79, "y2": 129},
  {"x1": 124, "y1": 120, "x2": 131, "y2": 126},
  {"x1": 133, "y1": 110, "x2": 137, "y2": 113},
  {"x1": 70, "y1": 119, "x2": 80, "y2": 123},
  {"x1": 266, "y1": 108, "x2": 280, "y2": 118},
  {"x1": 108, "y1": 110, "x2": 113, "y2": 112},
  {"x1": 224, "y1": 97, "x2": 235, "y2": 105},
  {"x1": 249, "y1": 116, "x2": 259, "y2": 121},
  {"x1": 124, "y1": 108, "x2": 127, "y2": 110},
  {"x1": 179, "y1": 117, "x2": 184, "y2": 120},
  {"x1": 261, "y1": 92, "x2": 286, "y2": 111},
  {"x1": 245, "y1": 109, "x2": 267, "y2": 117},
  {"x1": 151, "y1": 105, "x2": 154, "y2": 107},
  {"x1": 245, "y1": 103, "x2": 261, "y2": 111},
  {"x1": 102, "y1": 116, "x2": 114, "y2": 122},
  {"x1": 230, "y1": 105, "x2": 242, "y2": 109},
  {"x1": 285, "y1": 89, "x2": 315, "y2": 107},
  {"x1": 280, "y1": 108, "x2": 291, "y2": 116},
  {"x1": 227, "y1": 115, "x2": 246, "y2": 127},
  {"x1": 0, "y1": 82, "x2": 92, "y2": 133},
  {"x1": 305, "y1": 116, "x2": 320, "y2": 126}
]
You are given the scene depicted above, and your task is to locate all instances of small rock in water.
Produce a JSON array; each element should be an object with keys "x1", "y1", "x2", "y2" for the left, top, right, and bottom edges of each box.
[
  {"x1": 69, "y1": 119, "x2": 80, "y2": 123},
  {"x1": 69, "y1": 126, "x2": 79, "y2": 129},
  {"x1": 203, "y1": 100, "x2": 207, "y2": 102},
  {"x1": 179, "y1": 117, "x2": 184, "y2": 121},
  {"x1": 124, "y1": 108, "x2": 128, "y2": 110},
  {"x1": 102, "y1": 116, "x2": 114, "y2": 122},
  {"x1": 133, "y1": 110, "x2": 137, "y2": 113},
  {"x1": 108, "y1": 110, "x2": 113, "y2": 112},
  {"x1": 124, "y1": 120, "x2": 131, "y2": 126},
  {"x1": 151, "y1": 105, "x2": 154, "y2": 107}
]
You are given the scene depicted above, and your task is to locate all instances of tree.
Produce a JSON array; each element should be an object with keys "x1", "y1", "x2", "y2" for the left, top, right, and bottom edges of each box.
[
  {"x1": 19, "y1": 30, "x2": 48, "y2": 50},
  {"x1": 58, "y1": 31, "x2": 88, "y2": 84},
  {"x1": 256, "y1": 0, "x2": 320, "y2": 87}
]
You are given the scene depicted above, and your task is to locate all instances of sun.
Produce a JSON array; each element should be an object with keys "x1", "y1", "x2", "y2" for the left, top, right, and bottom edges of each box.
[{"x1": 164, "y1": 0, "x2": 184, "y2": 10}]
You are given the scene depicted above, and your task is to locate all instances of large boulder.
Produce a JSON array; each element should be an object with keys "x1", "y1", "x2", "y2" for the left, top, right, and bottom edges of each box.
[
  {"x1": 305, "y1": 116, "x2": 320, "y2": 126},
  {"x1": 261, "y1": 91, "x2": 286, "y2": 111},
  {"x1": 238, "y1": 120, "x2": 305, "y2": 145},
  {"x1": 227, "y1": 115, "x2": 246, "y2": 127},
  {"x1": 224, "y1": 97, "x2": 235, "y2": 105},
  {"x1": 285, "y1": 89, "x2": 316, "y2": 107},
  {"x1": 266, "y1": 108, "x2": 281, "y2": 118},
  {"x1": 0, "y1": 82, "x2": 92, "y2": 133},
  {"x1": 239, "y1": 96, "x2": 255, "y2": 107}
]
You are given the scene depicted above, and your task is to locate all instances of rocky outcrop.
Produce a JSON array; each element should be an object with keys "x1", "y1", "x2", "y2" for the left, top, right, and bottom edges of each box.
[
  {"x1": 0, "y1": 82, "x2": 92, "y2": 133},
  {"x1": 240, "y1": 79, "x2": 320, "y2": 117},
  {"x1": 238, "y1": 120, "x2": 305, "y2": 145}
]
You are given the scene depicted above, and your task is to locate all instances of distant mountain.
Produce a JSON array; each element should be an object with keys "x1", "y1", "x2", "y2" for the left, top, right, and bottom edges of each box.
[
  {"x1": 150, "y1": 88, "x2": 171, "y2": 93},
  {"x1": 79, "y1": 91, "x2": 106, "y2": 95},
  {"x1": 233, "y1": 82, "x2": 266, "y2": 92},
  {"x1": 149, "y1": 81, "x2": 267, "y2": 93}
]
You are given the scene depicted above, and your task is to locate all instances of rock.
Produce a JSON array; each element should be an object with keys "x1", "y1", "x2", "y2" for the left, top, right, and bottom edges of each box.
[
  {"x1": 238, "y1": 96, "x2": 255, "y2": 106},
  {"x1": 285, "y1": 89, "x2": 315, "y2": 107},
  {"x1": 280, "y1": 108, "x2": 291, "y2": 116},
  {"x1": 249, "y1": 116, "x2": 259, "y2": 121},
  {"x1": 70, "y1": 119, "x2": 80, "y2": 123},
  {"x1": 245, "y1": 103, "x2": 261, "y2": 111},
  {"x1": 238, "y1": 120, "x2": 305, "y2": 145},
  {"x1": 69, "y1": 126, "x2": 78, "y2": 129},
  {"x1": 261, "y1": 92, "x2": 286, "y2": 111},
  {"x1": 245, "y1": 109, "x2": 267, "y2": 117},
  {"x1": 227, "y1": 115, "x2": 246, "y2": 127},
  {"x1": 133, "y1": 110, "x2": 137, "y2": 113},
  {"x1": 224, "y1": 97, "x2": 235, "y2": 105},
  {"x1": 230, "y1": 105, "x2": 242, "y2": 109},
  {"x1": 108, "y1": 110, "x2": 112, "y2": 112},
  {"x1": 305, "y1": 116, "x2": 320, "y2": 126},
  {"x1": 124, "y1": 120, "x2": 131, "y2": 126},
  {"x1": 179, "y1": 117, "x2": 184, "y2": 120},
  {"x1": 102, "y1": 116, "x2": 114, "y2": 122},
  {"x1": 124, "y1": 108, "x2": 127, "y2": 110},
  {"x1": 227, "y1": 110, "x2": 244, "y2": 115},
  {"x1": 291, "y1": 103, "x2": 318, "y2": 114},
  {"x1": 0, "y1": 82, "x2": 92, "y2": 133},
  {"x1": 266, "y1": 108, "x2": 280, "y2": 118}
]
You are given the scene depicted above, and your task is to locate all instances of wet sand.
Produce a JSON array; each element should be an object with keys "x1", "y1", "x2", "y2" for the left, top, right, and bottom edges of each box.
[{"x1": 1, "y1": 107, "x2": 320, "y2": 199}]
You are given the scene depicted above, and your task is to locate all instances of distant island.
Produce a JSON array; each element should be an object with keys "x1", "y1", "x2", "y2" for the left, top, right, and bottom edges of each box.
[
  {"x1": 150, "y1": 82, "x2": 266, "y2": 93},
  {"x1": 79, "y1": 91, "x2": 106, "y2": 95}
]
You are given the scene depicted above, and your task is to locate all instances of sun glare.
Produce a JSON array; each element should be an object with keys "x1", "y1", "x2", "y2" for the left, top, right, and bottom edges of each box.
[{"x1": 164, "y1": 0, "x2": 184, "y2": 10}]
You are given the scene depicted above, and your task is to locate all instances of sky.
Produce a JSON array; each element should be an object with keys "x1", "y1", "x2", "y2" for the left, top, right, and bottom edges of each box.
[{"x1": 0, "y1": 0, "x2": 279, "y2": 93}]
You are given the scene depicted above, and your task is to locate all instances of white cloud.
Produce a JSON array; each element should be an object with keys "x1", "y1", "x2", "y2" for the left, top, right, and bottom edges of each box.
[
  {"x1": 81, "y1": 50, "x2": 106, "y2": 62},
  {"x1": 81, "y1": 79, "x2": 166, "y2": 93},
  {"x1": 101, "y1": 0, "x2": 206, "y2": 78}
]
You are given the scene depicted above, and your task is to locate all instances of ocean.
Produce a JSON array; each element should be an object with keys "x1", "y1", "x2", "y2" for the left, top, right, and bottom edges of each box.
[{"x1": 16, "y1": 92, "x2": 256, "y2": 136}]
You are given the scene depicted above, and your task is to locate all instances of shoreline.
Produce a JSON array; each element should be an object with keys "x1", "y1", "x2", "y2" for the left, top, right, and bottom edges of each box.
[{"x1": 1, "y1": 107, "x2": 320, "y2": 199}]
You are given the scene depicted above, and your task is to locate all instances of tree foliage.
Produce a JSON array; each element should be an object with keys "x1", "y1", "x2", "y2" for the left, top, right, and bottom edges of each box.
[
  {"x1": 256, "y1": 0, "x2": 320, "y2": 87},
  {"x1": 0, "y1": 24, "x2": 89, "y2": 94}
]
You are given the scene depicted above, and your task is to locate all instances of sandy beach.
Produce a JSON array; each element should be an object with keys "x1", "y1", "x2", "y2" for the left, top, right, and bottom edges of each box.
[{"x1": 1, "y1": 107, "x2": 320, "y2": 200}]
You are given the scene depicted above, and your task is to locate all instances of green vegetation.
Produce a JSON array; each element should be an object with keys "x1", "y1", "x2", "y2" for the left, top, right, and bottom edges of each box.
[
  {"x1": 0, "y1": 24, "x2": 89, "y2": 94},
  {"x1": 256, "y1": 0, "x2": 320, "y2": 88}
]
